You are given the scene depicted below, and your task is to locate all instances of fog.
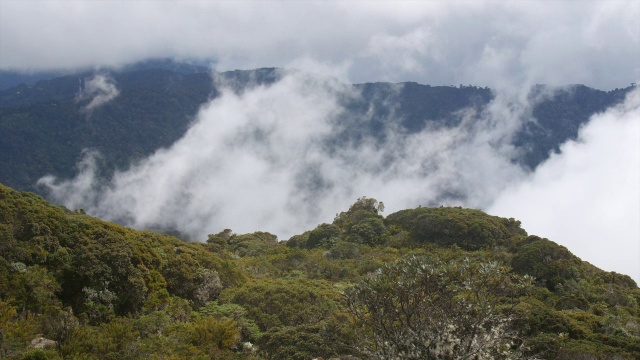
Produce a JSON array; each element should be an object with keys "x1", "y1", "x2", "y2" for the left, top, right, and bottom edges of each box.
[
  {"x1": 39, "y1": 72, "x2": 640, "y2": 281},
  {"x1": 2, "y1": 1, "x2": 638, "y2": 90},
  {"x1": 39, "y1": 71, "x2": 530, "y2": 239},
  {"x1": 77, "y1": 74, "x2": 120, "y2": 114},
  {"x1": 490, "y1": 88, "x2": 640, "y2": 282}
]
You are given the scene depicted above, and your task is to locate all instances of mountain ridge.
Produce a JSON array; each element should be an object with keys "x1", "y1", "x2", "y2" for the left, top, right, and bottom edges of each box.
[{"x1": 0, "y1": 65, "x2": 634, "y2": 195}]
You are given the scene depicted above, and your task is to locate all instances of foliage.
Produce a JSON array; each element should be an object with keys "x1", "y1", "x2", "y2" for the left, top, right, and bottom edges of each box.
[
  {"x1": 307, "y1": 223, "x2": 342, "y2": 249},
  {"x1": 511, "y1": 236, "x2": 584, "y2": 290},
  {"x1": 334, "y1": 197, "x2": 384, "y2": 231},
  {"x1": 185, "y1": 316, "x2": 241, "y2": 350},
  {"x1": 386, "y1": 206, "x2": 526, "y2": 250},
  {"x1": 344, "y1": 255, "x2": 533, "y2": 359},
  {"x1": 219, "y1": 278, "x2": 339, "y2": 331},
  {"x1": 1, "y1": 184, "x2": 639, "y2": 359},
  {"x1": 258, "y1": 321, "x2": 358, "y2": 360},
  {"x1": 198, "y1": 301, "x2": 262, "y2": 341}
]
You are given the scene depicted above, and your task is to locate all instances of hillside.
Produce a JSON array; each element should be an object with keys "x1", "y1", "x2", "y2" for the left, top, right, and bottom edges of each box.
[
  {"x1": 0, "y1": 66, "x2": 633, "y2": 194},
  {"x1": 1, "y1": 184, "x2": 639, "y2": 359}
]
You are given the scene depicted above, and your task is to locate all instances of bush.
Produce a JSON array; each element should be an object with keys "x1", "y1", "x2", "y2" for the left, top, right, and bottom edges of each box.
[
  {"x1": 385, "y1": 207, "x2": 517, "y2": 250},
  {"x1": 344, "y1": 255, "x2": 532, "y2": 359},
  {"x1": 512, "y1": 236, "x2": 583, "y2": 290},
  {"x1": 220, "y1": 278, "x2": 338, "y2": 331}
]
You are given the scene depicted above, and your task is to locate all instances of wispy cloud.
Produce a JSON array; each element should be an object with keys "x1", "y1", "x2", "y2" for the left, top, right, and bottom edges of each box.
[
  {"x1": 38, "y1": 73, "x2": 640, "y2": 282},
  {"x1": 76, "y1": 73, "x2": 120, "y2": 113},
  {"x1": 39, "y1": 71, "x2": 534, "y2": 240}
]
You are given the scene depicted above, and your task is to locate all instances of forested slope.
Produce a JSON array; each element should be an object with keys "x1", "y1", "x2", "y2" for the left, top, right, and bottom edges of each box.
[
  {"x1": 0, "y1": 66, "x2": 634, "y2": 194},
  {"x1": 1, "y1": 184, "x2": 638, "y2": 359}
]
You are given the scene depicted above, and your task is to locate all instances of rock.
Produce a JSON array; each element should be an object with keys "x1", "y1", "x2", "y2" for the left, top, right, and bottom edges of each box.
[
  {"x1": 30, "y1": 336, "x2": 57, "y2": 349},
  {"x1": 243, "y1": 341, "x2": 255, "y2": 352}
]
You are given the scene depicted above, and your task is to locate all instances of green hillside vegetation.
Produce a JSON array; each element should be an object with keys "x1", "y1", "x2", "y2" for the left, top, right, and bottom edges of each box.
[{"x1": 1, "y1": 185, "x2": 638, "y2": 359}]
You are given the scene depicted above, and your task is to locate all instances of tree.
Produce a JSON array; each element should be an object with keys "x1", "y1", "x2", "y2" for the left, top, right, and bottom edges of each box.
[
  {"x1": 511, "y1": 236, "x2": 583, "y2": 291},
  {"x1": 193, "y1": 268, "x2": 222, "y2": 307},
  {"x1": 349, "y1": 217, "x2": 387, "y2": 246},
  {"x1": 333, "y1": 196, "x2": 384, "y2": 232},
  {"x1": 385, "y1": 207, "x2": 520, "y2": 250},
  {"x1": 343, "y1": 255, "x2": 533, "y2": 359},
  {"x1": 307, "y1": 223, "x2": 341, "y2": 249}
]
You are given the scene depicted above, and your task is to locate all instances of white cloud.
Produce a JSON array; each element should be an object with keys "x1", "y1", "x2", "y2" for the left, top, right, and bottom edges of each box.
[
  {"x1": 364, "y1": 26, "x2": 440, "y2": 79},
  {"x1": 38, "y1": 149, "x2": 103, "y2": 208},
  {"x1": 77, "y1": 73, "x2": 120, "y2": 113},
  {"x1": 38, "y1": 71, "x2": 530, "y2": 241},
  {"x1": 1, "y1": 1, "x2": 638, "y2": 89},
  {"x1": 489, "y1": 88, "x2": 640, "y2": 283},
  {"x1": 41, "y1": 72, "x2": 350, "y2": 238}
]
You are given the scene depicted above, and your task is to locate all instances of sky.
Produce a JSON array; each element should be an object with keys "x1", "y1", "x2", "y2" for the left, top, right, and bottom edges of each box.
[
  {"x1": 1, "y1": 0, "x2": 638, "y2": 89},
  {"x1": 2, "y1": 0, "x2": 640, "y2": 281}
]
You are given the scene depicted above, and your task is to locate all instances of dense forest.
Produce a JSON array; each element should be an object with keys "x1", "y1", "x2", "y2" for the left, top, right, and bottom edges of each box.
[
  {"x1": 0, "y1": 65, "x2": 634, "y2": 194},
  {"x1": 1, "y1": 183, "x2": 638, "y2": 359}
]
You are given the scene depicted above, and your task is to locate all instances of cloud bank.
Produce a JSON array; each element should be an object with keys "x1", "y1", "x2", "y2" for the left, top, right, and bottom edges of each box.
[
  {"x1": 38, "y1": 71, "x2": 529, "y2": 239},
  {"x1": 1, "y1": 1, "x2": 638, "y2": 89},
  {"x1": 490, "y1": 88, "x2": 640, "y2": 283}
]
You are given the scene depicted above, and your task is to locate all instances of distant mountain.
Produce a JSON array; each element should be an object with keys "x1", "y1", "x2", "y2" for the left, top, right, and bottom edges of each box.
[
  {"x1": 518, "y1": 84, "x2": 632, "y2": 166},
  {"x1": 0, "y1": 64, "x2": 634, "y2": 194},
  {"x1": 0, "y1": 69, "x2": 214, "y2": 191},
  {"x1": 0, "y1": 70, "x2": 66, "y2": 91},
  {"x1": 0, "y1": 58, "x2": 212, "y2": 90}
]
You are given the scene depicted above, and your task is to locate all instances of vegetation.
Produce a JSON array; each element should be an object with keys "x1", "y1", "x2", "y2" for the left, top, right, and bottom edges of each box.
[
  {"x1": 344, "y1": 256, "x2": 533, "y2": 359},
  {"x1": 1, "y1": 187, "x2": 639, "y2": 359}
]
